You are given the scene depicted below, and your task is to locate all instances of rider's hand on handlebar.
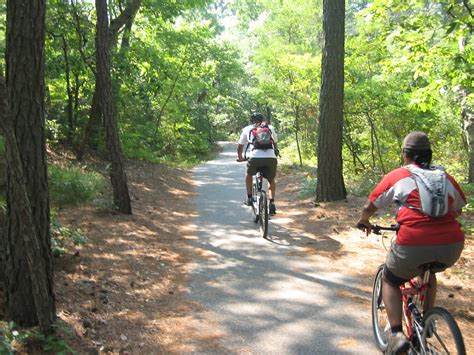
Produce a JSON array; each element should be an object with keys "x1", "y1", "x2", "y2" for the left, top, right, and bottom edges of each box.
[{"x1": 356, "y1": 220, "x2": 372, "y2": 236}]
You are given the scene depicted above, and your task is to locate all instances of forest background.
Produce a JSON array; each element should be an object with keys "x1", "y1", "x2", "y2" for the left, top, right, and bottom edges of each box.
[
  {"x1": 0, "y1": 0, "x2": 472, "y2": 352},
  {"x1": 1, "y1": 0, "x2": 472, "y2": 185}
]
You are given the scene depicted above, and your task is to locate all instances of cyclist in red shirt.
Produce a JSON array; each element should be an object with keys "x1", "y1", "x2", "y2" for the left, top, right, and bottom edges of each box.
[{"x1": 357, "y1": 131, "x2": 466, "y2": 354}]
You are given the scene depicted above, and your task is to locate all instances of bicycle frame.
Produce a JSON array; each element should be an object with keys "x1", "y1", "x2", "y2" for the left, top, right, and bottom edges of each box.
[{"x1": 401, "y1": 270, "x2": 430, "y2": 352}]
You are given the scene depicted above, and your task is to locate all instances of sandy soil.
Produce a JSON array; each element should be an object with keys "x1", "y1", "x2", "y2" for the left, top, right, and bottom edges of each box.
[{"x1": 2, "y1": 157, "x2": 472, "y2": 353}]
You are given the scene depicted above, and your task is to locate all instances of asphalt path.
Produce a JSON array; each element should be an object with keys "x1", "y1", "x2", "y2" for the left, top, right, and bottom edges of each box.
[{"x1": 187, "y1": 142, "x2": 379, "y2": 354}]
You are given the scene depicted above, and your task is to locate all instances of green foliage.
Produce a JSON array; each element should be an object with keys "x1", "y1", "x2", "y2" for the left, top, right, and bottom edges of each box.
[
  {"x1": 23, "y1": 0, "x2": 474, "y2": 183},
  {"x1": 48, "y1": 165, "x2": 105, "y2": 206},
  {"x1": 345, "y1": 172, "x2": 380, "y2": 197},
  {"x1": 1, "y1": 322, "x2": 25, "y2": 354},
  {"x1": 51, "y1": 210, "x2": 87, "y2": 257},
  {"x1": 0, "y1": 322, "x2": 75, "y2": 355}
]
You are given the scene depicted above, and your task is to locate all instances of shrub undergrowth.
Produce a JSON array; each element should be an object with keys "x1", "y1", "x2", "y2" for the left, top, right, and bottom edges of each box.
[
  {"x1": 0, "y1": 321, "x2": 75, "y2": 355},
  {"x1": 49, "y1": 165, "x2": 105, "y2": 206},
  {"x1": 51, "y1": 209, "x2": 87, "y2": 257}
]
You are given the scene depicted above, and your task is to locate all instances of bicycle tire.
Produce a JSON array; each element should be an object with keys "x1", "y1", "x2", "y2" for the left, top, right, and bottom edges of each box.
[
  {"x1": 251, "y1": 182, "x2": 258, "y2": 223},
  {"x1": 422, "y1": 306, "x2": 466, "y2": 355},
  {"x1": 371, "y1": 264, "x2": 389, "y2": 351},
  {"x1": 259, "y1": 191, "x2": 268, "y2": 238}
]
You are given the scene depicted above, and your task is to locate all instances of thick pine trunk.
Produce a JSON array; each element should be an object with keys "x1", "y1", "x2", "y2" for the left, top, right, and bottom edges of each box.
[
  {"x1": 316, "y1": 0, "x2": 347, "y2": 202},
  {"x1": 95, "y1": 0, "x2": 132, "y2": 214},
  {"x1": 4, "y1": 0, "x2": 55, "y2": 331}
]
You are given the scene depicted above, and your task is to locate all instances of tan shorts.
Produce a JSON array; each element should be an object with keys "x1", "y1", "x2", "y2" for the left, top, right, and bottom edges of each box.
[
  {"x1": 246, "y1": 158, "x2": 277, "y2": 181},
  {"x1": 385, "y1": 241, "x2": 464, "y2": 284}
]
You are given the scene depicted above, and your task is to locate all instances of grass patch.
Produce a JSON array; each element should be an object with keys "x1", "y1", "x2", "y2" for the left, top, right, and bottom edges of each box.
[{"x1": 49, "y1": 165, "x2": 105, "y2": 206}]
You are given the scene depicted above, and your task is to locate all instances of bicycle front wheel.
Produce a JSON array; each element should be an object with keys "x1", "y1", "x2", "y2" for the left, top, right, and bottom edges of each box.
[
  {"x1": 371, "y1": 264, "x2": 389, "y2": 351},
  {"x1": 258, "y1": 191, "x2": 268, "y2": 238},
  {"x1": 422, "y1": 306, "x2": 466, "y2": 355}
]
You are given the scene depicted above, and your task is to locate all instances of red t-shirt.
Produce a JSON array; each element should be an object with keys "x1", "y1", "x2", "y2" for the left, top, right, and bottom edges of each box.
[{"x1": 369, "y1": 165, "x2": 466, "y2": 246}]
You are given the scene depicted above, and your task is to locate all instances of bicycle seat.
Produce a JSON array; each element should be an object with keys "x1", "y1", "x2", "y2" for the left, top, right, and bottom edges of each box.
[
  {"x1": 419, "y1": 262, "x2": 447, "y2": 271},
  {"x1": 255, "y1": 168, "x2": 267, "y2": 177}
]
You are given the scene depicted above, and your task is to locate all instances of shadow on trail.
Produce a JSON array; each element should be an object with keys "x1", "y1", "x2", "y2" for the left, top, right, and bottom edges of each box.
[
  {"x1": 187, "y1": 142, "x2": 377, "y2": 354},
  {"x1": 187, "y1": 220, "x2": 375, "y2": 354}
]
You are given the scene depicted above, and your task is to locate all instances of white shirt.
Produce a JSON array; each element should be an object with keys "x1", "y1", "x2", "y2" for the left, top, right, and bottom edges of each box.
[{"x1": 238, "y1": 124, "x2": 278, "y2": 159}]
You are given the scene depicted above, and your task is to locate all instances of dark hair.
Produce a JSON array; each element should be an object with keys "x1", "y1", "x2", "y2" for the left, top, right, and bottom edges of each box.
[
  {"x1": 250, "y1": 112, "x2": 264, "y2": 124},
  {"x1": 403, "y1": 148, "x2": 432, "y2": 169}
]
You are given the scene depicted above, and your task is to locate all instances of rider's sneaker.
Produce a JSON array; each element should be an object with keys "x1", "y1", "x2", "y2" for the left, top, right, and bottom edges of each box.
[
  {"x1": 386, "y1": 332, "x2": 410, "y2": 354},
  {"x1": 269, "y1": 202, "x2": 276, "y2": 215},
  {"x1": 244, "y1": 197, "x2": 253, "y2": 206}
]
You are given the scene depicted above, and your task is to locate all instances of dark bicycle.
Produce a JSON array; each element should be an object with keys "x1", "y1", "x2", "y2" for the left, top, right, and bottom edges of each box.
[
  {"x1": 237, "y1": 159, "x2": 270, "y2": 238},
  {"x1": 251, "y1": 169, "x2": 269, "y2": 238},
  {"x1": 367, "y1": 224, "x2": 466, "y2": 354}
]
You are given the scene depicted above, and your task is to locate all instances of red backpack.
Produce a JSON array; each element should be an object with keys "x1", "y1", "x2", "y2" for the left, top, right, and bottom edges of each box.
[{"x1": 250, "y1": 121, "x2": 274, "y2": 150}]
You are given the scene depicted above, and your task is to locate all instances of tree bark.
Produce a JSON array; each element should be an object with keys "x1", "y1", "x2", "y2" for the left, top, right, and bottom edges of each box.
[
  {"x1": 462, "y1": 89, "x2": 474, "y2": 182},
  {"x1": 4, "y1": 0, "x2": 55, "y2": 331},
  {"x1": 316, "y1": 0, "x2": 347, "y2": 202},
  {"x1": 61, "y1": 34, "x2": 75, "y2": 145},
  {"x1": 95, "y1": 0, "x2": 132, "y2": 214},
  {"x1": 81, "y1": 0, "x2": 141, "y2": 156}
]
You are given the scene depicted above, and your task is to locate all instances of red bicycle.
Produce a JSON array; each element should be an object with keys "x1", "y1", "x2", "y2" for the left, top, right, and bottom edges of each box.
[{"x1": 369, "y1": 224, "x2": 466, "y2": 354}]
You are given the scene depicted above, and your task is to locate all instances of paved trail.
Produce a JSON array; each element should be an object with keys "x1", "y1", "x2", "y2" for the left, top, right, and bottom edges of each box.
[{"x1": 187, "y1": 142, "x2": 378, "y2": 354}]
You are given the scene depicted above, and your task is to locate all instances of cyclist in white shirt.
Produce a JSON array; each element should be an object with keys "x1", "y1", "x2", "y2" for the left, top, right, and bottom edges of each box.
[{"x1": 237, "y1": 112, "x2": 278, "y2": 215}]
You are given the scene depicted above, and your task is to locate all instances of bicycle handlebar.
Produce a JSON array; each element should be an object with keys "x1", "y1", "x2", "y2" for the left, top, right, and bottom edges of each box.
[{"x1": 357, "y1": 223, "x2": 400, "y2": 235}]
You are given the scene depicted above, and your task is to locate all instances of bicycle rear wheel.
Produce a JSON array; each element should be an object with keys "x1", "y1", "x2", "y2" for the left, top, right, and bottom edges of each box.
[
  {"x1": 422, "y1": 307, "x2": 466, "y2": 354},
  {"x1": 372, "y1": 264, "x2": 390, "y2": 351},
  {"x1": 251, "y1": 182, "x2": 258, "y2": 223},
  {"x1": 258, "y1": 191, "x2": 268, "y2": 238}
]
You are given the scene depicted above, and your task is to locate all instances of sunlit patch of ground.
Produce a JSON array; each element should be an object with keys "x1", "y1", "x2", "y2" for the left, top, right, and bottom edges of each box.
[{"x1": 13, "y1": 157, "x2": 470, "y2": 353}]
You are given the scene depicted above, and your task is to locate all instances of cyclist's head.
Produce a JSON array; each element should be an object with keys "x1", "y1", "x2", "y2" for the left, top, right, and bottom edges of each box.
[
  {"x1": 250, "y1": 112, "x2": 264, "y2": 124},
  {"x1": 402, "y1": 131, "x2": 432, "y2": 168}
]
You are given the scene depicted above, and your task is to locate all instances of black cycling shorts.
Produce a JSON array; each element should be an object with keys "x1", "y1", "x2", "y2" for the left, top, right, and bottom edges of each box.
[{"x1": 246, "y1": 158, "x2": 277, "y2": 181}]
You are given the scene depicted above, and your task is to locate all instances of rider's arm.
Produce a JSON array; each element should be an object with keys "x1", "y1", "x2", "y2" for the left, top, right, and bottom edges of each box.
[
  {"x1": 357, "y1": 200, "x2": 378, "y2": 235},
  {"x1": 237, "y1": 143, "x2": 245, "y2": 161}
]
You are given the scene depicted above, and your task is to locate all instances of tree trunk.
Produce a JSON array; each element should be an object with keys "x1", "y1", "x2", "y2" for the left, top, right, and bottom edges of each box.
[
  {"x1": 457, "y1": 38, "x2": 474, "y2": 182},
  {"x1": 95, "y1": 0, "x2": 132, "y2": 214},
  {"x1": 61, "y1": 35, "x2": 75, "y2": 145},
  {"x1": 316, "y1": 0, "x2": 347, "y2": 202},
  {"x1": 462, "y1": 90, "x2": 474, "y2": 182},
  {"x1": 294, "y1": 106, "x2": 303, "y2": 167},
  {"x1": 4, "y1": 0, "x2": 55, "y2": 331},
  {"x1": 81, "y1": 0, "x2": 141, "y2": 155}
]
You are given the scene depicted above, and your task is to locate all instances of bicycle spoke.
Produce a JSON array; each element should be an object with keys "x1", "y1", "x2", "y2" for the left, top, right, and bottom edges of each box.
[{"x1": 432, "y1": 331, "x2": 450, "y2": 353}]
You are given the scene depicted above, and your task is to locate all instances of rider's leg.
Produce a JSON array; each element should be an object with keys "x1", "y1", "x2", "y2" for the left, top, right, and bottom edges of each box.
[
  {"x1": 246, "y1": 174, "x2": 253, "y2": 195},
  {"x1": 382, "y1": 278, "x2": 403, "y2": 331},
  {"x1": 268, "y1": 179, "x2": 276, "y2": 200}
]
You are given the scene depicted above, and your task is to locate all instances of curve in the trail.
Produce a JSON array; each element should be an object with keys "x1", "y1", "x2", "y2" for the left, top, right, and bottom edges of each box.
[{"x1": 186, "y1": 142, "x2": 378, "y2": 354}]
